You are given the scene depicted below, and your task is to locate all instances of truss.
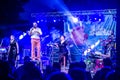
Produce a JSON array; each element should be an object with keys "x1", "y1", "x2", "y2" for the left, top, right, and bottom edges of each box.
[{"x1": 31, "y1": 9, "x2": 117, "y2": 18}]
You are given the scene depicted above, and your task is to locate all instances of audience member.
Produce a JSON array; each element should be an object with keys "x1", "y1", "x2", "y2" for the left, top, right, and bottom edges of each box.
[
  {"x1": 69, "y1": 68, "x2": 87, "y2": 80},
  {"x1": 43, "y1": 62, "x2": 61, "y2": 79},
  {"x1": 93, "y1": 58, "x2": 113, "y2": 80},
  {"x1": 0, "y1": 55, "x2": 118, "y2": 80},
  {"x1": 105, "y1": 65, "x2": 120, "y2": 80},
  {"x1": 0, "y1": 60, "x2": 14, "y2": 80},
  {"x1": 69, "y1": 61, "x2": 92, "y2": 80},
  {"x1": 46, "y1": 71, "x2": 72, "y2": 80},
  {"x1": 14, "y1": 56, "x2": 43, "y2": 80}
]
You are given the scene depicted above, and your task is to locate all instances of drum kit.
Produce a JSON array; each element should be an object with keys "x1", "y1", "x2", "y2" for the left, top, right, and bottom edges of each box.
[
  {"x1": 84, "y1": 50, "x2": 104, "y2": 72},
  {"x1": 85, "y1": 37, "x2": 116, "y2": 72},
  {"x1": 40, "y1": 29, "x2": 61, "y2": 64}
]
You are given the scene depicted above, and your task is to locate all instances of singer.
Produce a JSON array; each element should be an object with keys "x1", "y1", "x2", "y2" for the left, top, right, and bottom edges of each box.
[
  {"x1": 8, "y1": 35, "x2": 19, "y2": 67},
  {"x1": 58, "y1": 35, "x2": 69, "y2": 68},
  {"x1": 29, "y1": 22, "x2": 42, "y2": 61}
]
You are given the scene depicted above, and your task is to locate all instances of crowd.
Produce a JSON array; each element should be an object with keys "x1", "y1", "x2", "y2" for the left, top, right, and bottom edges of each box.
[{"x1": 0, "y1": 56, "x2": 120, "y2": 80}]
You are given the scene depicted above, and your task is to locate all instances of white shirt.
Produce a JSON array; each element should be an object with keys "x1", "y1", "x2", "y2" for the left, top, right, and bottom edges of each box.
[{"x1": 30, "y1": 27, "x2": 42, "y2": 39}]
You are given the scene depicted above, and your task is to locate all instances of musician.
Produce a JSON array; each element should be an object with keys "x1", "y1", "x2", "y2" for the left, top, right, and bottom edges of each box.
[
  {"x1": 8, "y1": 35, "x2": 19, "y2": 67},
  {"x1": 97, "y1": 42, "x2": 112, "y2": 59},
  {"x1": 108, "y1": 31, "x2": 115, "y2": 42},
  {"x1": 94, "y1": 40, "x2": 116, "y2": 70},
  {"x1": 29, "y1": 22, "x2": 42, "y2": 61},
  {"x1": 58, "y1": 35, "x2": 69, "y2": 67}
]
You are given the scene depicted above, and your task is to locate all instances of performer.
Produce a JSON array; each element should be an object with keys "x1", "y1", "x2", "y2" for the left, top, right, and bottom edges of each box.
[
  {"x1": 58, "y1": 35, "x2": 69, "y2": 68},
  {"x1": 29, "y1": 22, "x2": 42, "y2": 61},
  {"x1": 95, "y1": 42, "x2": 112, "y2": 60},
  {"x1": 108, "y1": 31, "x2": 115, "y2": 42},
  {"x1": 8, "y1": 35, "x2": 19, "y2": 67}
]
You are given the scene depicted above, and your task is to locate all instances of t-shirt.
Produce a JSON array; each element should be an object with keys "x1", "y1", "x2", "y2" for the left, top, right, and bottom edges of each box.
[{"x1": 30, "y1": 27, "x2": 42, "y2": 39}]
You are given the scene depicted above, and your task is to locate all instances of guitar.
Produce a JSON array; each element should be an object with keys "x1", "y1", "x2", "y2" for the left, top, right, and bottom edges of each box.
[{"x1": 41, "y1": 35, "x2": 49, "y2": 41}]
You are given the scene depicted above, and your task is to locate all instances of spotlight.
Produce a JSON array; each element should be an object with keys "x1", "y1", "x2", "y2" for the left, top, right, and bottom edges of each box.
[
  {"x1": 23, "y1": 32, "x2": 26, "y2": 36},
  {"x1": 84, "y1": 51, "x2": 87, "y2": 56},
  {"x1": 99, "y1": 19, "x2": 101, "y2": 21},
  {"x1": 91, "y1": 45, "x2": 95, "y2": 49},
  {"x1": 72, "y1": 17, "x2": 78, "y2": 23},
  {"x1": 37, "y1": 21, "x2": 39, "y2": 23},
  {"x1": 95, "y1": 40, "x2": 100, "y2": 46},
  {"x1": 94, "y1": 18, "x2": 97, "y2": 20},
  {"x1": 53, "y1": 20, "x2": 56, "y2": 22},
  {"x1": 19, "y1": 35, "x2": 24, "y2": 40}
]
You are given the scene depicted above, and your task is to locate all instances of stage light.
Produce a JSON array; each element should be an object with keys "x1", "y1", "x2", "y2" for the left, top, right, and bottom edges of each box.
[
  {"x1": 91, "y1": 45, "x2": 95, "y2": 49},
  {"x1": 23, "y1": 32, "x2": 26, "y2": 36},
  {"x1": 87, "y1": 49, "x2": 91, "y2": 53},
  {"x1": 95, "y1": 40, "x2": 100, "y2": 46},
  {"x1": 53, "y1": 20, "x2": 56, "y2": 22},
  {"x1": 99, "y1": 19, "x2": 101, "y2": 21},
  {"x1": 84, "y1": 51, "x2": 87, "y2": 56},
  {"x1": 72, "y1": 17, "x2": 78, "y2": 23},
  {"x1": 83, "y1": 40, "x2": 100, "y2": 56},
  {"x1": 84, "y1": 48, "x2": 91, "y2": 56},
  {"x1": 19, "y1": 35, "x2": 24, "y2": 40},
  {"x1": 37, "y1": 21, "x2": 39, "y2": 23},
  {"x1": 94, "y1": 18, "x2": 97, "y2": 20}
]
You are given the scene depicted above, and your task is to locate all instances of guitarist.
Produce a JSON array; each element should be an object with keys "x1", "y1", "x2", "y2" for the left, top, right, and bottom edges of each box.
[
  {"x1": 29, "y1": 22, "x2": 42, "y2": 61},
  {"x1": 95, "y1": 42, "x2": 112, "y2": 59}
]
